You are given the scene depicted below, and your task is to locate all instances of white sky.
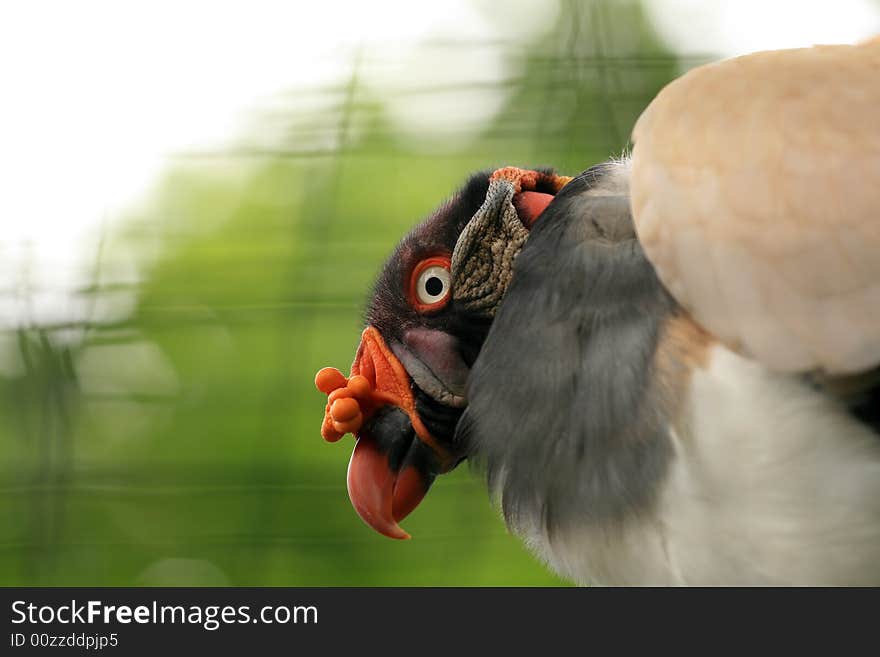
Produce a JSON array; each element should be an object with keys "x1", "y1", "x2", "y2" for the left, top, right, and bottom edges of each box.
[
  {"x1": 0, "y1": 0, "x2": 537, "y2": 328},
  {"x1": 0, "y1": 0, "x2": 878, "y2": 329},
  {"x1": 644, "y1": 0, "x2": 880, "y2": 60}
]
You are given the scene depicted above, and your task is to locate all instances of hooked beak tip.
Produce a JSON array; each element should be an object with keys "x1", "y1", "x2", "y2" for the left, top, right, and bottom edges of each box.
[
  {"x1": 346, "y1": 434, "x2": 430, "y2": 540},
  {"x1": 321, "y1": 325, "x2": 447, "y2": 540}
]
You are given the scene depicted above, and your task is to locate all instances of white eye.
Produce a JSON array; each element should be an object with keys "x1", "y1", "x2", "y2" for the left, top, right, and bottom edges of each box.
[{"x1": 416, "y1": 265, "x2": 451, "y2": 306}]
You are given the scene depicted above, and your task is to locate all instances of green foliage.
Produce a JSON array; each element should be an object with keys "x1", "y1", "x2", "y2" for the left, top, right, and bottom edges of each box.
[{"x1": 0, "y1": 0, "x2": 679, "y2": 586}]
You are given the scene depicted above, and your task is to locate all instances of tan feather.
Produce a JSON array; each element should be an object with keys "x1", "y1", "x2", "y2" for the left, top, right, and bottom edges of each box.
[{"x1": 630, "y1": 38, "x2": 880, "y2": 374}]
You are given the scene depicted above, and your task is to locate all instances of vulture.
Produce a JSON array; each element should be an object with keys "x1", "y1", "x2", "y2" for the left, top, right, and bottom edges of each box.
[{"x1": 315, "y1": 38, "x2": 880, "y2": 585}]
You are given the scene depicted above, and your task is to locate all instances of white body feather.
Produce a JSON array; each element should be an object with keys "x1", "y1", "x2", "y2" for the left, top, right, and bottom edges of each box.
[{"x1": 525, "y1": 344, "x2": 880, "y2": 586}]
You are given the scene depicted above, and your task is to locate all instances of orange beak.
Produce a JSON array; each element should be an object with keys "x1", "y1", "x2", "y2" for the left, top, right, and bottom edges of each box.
[{"x1": 315, "y1": 327, "x2": 453, "y2": 539}]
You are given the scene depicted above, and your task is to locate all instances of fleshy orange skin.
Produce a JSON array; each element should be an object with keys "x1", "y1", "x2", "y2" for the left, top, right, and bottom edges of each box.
[
  {"x1": 315, "y1": 369, "x2": 371, "y2": 442},
  {"x1": 315, "y1": 327, "x2": 452, "y2": 464},
  {"x1": 316, "y1": 328, "x2": 447, "y2": 540}
]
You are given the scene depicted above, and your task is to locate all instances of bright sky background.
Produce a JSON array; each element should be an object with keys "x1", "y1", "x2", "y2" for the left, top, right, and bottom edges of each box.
[
  {"x1": 644, "y1": 0, "x2": 880, "y2": 59},
  {"x1": 0, "y1": 0, "x2": 559, "y2": 329},
  {"x1": 1, "y1": 0, "x2": 878, "y2": 328}
]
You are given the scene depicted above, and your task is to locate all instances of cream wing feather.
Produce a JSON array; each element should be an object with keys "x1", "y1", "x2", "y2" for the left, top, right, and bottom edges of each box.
[{"x1": 630, "y1": 38, "x2": 880, "y2": 374}]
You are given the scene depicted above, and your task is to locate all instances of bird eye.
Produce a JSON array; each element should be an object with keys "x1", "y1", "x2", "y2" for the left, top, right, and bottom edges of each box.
[
  {"x1": 409, "y1": 256, "x2": 452, "y2": 312},
  {"x1": 418, "y1": 266, "x2": 450, "y2": 302}
]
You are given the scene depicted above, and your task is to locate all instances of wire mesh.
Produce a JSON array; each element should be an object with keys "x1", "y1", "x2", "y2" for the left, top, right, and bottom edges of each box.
[{"x1": 0, "y1": 0, "x2": 695, "y2": 585}]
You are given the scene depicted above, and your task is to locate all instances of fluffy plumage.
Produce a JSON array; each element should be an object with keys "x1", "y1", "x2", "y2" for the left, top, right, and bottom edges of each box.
[
  {"x1": 461, "y1": 161, "x2": 880, "y2": 585},
  {"x1": 630, "y1": 38, "x2": 880, "y2": 374},
  {"x1": 317, "y1": 40, "x2": 880, "y2": 585},
  {"x1": 458, "y1": 164, "x2": 678, "y2": 533}
]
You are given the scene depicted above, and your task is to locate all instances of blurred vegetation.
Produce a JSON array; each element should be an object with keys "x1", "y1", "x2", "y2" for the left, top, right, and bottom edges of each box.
[{"x1": 0, "y1": 0, "x2": 684, "y2": 585}]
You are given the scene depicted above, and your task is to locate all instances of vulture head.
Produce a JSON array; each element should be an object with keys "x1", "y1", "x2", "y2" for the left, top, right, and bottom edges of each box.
[{"x1": 315, "y1": 166, "x2": 572, "y2": 539}]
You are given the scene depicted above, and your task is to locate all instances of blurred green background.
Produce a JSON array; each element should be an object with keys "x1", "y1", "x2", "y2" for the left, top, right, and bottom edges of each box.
[{"x1": 6, "y1": 0, "x2": 866, "y2": 586}]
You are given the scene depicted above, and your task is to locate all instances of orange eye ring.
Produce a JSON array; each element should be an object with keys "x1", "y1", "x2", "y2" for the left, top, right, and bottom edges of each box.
[{"x1": 408, "y1": 255, "x2": 452, "y2": 313}]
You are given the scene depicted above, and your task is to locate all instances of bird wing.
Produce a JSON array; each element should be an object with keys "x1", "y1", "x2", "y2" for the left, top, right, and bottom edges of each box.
[
  {"x1": 457, "y1": 164, "x2": 680, "y2": 541},
  {"x1": 629, "y1": 38, "x2": 880, "y2": 374},
  {"x1": 460, "y1": 162, "x2": 880, "y2": 585}
]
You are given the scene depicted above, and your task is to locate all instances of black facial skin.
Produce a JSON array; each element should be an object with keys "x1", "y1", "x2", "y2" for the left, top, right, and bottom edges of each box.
[
  {"x1": 362, "y1": 405, "x2": 441, "y2": 485},
  {"x1": 366, "y1": 167, "x2": 560, "y2": 358},
  {"x1": 364, "y1": 170, "x2": 514, "y2": 453},
  {"x1": 365, "y1": 171, "x2": 492, "y2": 345}
]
